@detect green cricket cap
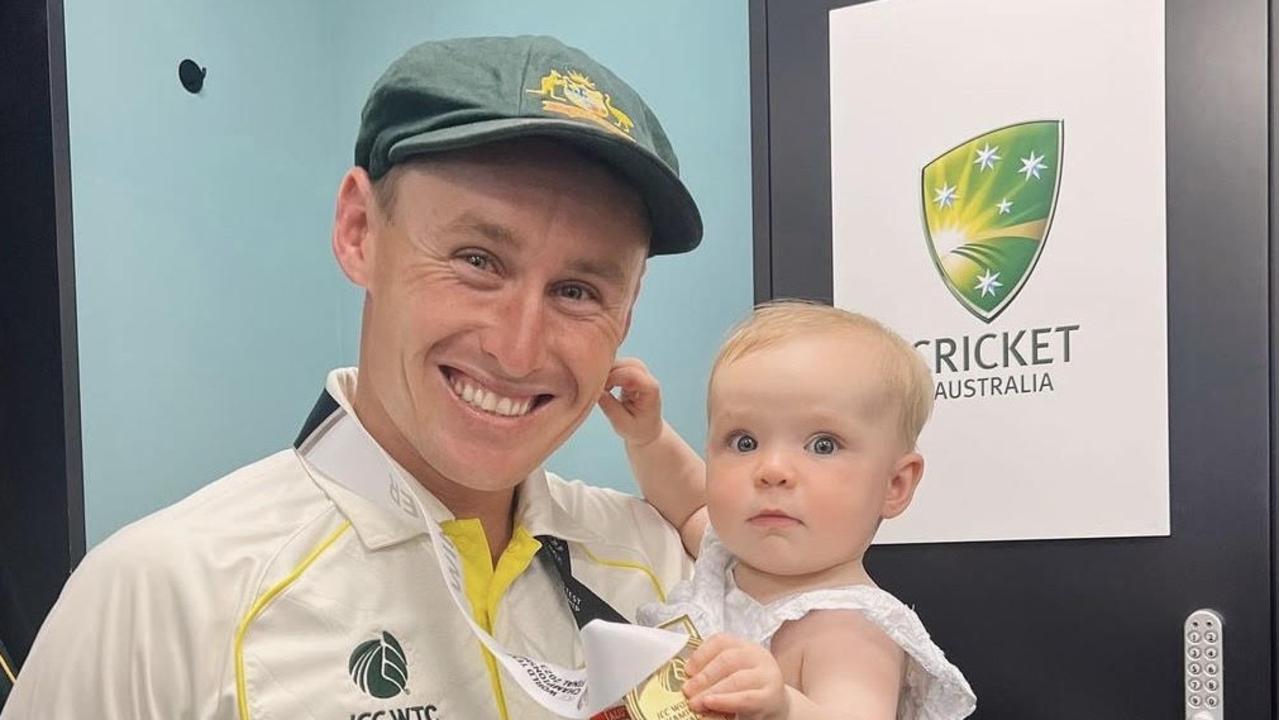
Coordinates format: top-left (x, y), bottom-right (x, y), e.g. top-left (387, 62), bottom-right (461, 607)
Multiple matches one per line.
top-left (355, 35), bottom-right (703, 256)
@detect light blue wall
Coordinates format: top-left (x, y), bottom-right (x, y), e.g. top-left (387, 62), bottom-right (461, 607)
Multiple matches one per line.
top-left (66, 0), bottom-right (359, 545)
top-left (67, 1), bottom-right (751, 545)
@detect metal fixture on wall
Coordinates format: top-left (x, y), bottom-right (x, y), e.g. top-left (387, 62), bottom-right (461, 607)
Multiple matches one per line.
top-left (178, 59), bottom-right (205, 94)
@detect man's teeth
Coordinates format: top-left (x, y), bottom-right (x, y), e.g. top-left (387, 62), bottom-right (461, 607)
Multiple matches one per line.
top-left (451, 376), bottom-right (535, 417)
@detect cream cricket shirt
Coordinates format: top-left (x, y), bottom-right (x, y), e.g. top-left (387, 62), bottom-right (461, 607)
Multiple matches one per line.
top-left (3, 369), bottom-right (691, 720)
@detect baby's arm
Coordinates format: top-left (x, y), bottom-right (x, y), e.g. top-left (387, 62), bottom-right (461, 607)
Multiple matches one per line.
top-left (682, 612), bottom-right (905, 720)
top-left (785, 610), bottom-right (906, 720)
top-left (598, 358), bottom-right (709, 556)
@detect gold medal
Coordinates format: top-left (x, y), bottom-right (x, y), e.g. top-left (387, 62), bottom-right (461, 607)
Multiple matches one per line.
top-left (623, 616), bottom-right (716, 720)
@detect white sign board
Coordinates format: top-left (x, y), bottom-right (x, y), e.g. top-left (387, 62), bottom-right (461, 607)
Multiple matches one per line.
top-left (830, 0), bottom-right (1169, 543)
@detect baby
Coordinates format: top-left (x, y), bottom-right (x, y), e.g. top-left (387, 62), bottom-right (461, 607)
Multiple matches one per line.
top-left (599, 301), bottom-right (975, 720)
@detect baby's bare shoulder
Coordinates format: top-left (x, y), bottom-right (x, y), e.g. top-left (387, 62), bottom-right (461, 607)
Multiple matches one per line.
top-left (781, 607), bottom-right (890, 640)
top-left (778, 608), bottom-right (905, 664)
top-left (777, 609), bottom-right (908, 717)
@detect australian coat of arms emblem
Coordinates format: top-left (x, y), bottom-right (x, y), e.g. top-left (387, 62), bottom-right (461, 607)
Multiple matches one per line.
top-left (526, 69), bottom-right (635, 139)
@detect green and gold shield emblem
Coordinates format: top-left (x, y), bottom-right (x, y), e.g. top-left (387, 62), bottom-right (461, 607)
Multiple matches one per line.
top-left (921, 121), bottom-right (1063, 323)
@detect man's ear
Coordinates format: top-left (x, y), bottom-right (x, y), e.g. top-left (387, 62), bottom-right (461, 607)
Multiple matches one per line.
top-left (332, 167), bottom-right (380, 288)
top-left (881, 452), bottom-right (925, 519)
top-left (620, 264), bottom-right (647, 340)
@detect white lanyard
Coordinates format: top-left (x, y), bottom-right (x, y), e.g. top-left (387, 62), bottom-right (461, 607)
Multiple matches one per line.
top-left (298, 407), bottom-right (685, 718)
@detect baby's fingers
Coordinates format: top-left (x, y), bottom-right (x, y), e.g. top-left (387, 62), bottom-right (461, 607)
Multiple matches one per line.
top-left (692, 686), bottom-right (775, 717)
top-left (688, 666), bottom-right (760, 702)
top-left (597, 388), bottom-right (630, 426)
top-left (611, 356), bottom-right (650, 372)
top-left (683, 641), bottom-right (754, 697)
top-left (682, 634), bottom-right (739, 682)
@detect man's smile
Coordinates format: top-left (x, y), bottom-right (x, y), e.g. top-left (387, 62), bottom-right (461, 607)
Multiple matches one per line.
top-left (441, 366), bottom-right (554, 419)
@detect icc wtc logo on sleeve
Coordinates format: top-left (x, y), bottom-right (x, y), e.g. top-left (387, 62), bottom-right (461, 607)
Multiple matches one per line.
top-left (921, 121), bottom-right (1063, 323)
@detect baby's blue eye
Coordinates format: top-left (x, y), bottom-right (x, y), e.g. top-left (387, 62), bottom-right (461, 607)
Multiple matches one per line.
top-left (731, 434), bottom-right (758, 452)
top-left (807, 436), bottom-right (839, 455)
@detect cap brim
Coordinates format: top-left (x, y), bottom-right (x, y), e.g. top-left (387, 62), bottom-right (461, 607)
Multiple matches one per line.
top-left (387, 118), bottom-right (703, 256)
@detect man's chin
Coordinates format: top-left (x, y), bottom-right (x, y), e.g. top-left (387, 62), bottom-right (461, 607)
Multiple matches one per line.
top-left (434, 452), bottom-right (547, 492)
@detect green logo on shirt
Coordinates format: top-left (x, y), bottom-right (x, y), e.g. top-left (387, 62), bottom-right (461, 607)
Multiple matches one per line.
top-left (349, 631), bottom-right (409, 699)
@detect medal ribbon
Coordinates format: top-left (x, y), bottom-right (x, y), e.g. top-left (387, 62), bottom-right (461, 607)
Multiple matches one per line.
top-left (294, 390), bottom-right (684, 717)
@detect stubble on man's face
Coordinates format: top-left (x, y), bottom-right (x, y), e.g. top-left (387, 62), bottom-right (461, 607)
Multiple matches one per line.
top-left (353, 140), bottom-right (651, 498)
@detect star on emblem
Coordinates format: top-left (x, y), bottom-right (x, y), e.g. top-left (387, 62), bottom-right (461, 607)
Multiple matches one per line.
top-left (974, 143), bottom-right (1001, 171)
top-left (933, 183), bottom-right (959, 209)
top-left (1019, 151), bottom-right (1048, 180)
top-left (974, 268), bottom-right (1003, 297)
top-left (997, 198), bottom-right (1013, 215)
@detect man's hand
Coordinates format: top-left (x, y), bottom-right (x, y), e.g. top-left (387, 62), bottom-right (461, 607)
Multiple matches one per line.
top-left (598, 357), bottom-right (664, 448)
top-left (682, 634), bottom-right (789, 720)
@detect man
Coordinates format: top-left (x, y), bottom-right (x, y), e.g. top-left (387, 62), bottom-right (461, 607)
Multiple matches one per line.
top-left (2, 35), bottom-right (702, 719)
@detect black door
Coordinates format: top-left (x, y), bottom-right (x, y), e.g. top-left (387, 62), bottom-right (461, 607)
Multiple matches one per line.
top-left (750, 0), bottom-right (1273, 716)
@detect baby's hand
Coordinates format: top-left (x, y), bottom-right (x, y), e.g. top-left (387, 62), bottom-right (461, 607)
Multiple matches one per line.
top-left (598, 358), bottom-right (664, 448)
top-left (682, 634), bottom-right (789, 720)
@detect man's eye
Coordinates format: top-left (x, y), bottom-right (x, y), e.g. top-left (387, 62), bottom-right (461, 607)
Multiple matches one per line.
top-left (463, 253), bottom-right (491, 270)
top-left (730, 434), bottom-right (758, 452)
top-left (806, 435), bottom-right (839, 455)
top-left (555, 284), bottom-right (597, 302)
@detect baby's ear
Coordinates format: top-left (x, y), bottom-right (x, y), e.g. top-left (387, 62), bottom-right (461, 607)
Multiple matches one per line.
top-left (881, 452), bottom-right (925, 519)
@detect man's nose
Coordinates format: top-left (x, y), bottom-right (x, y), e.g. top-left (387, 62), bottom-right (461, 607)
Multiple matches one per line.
top-left (479, 287), bottom-right (548, 378)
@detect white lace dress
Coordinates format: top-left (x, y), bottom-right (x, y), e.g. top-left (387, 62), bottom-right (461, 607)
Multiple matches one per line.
top-left (638, 529), bottom-right (976, 720)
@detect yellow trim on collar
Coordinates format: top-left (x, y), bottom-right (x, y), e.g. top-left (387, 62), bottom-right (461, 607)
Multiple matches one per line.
top-left (234, 521), bottom-right (351, 720)
top-left (441, 520), bottom-right (542, 720)
top-left (579, 546), bottom-right (667, 603)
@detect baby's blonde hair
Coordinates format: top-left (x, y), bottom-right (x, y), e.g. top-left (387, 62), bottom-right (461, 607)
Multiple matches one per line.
top-left (710, 300), bottom-right (935, 449)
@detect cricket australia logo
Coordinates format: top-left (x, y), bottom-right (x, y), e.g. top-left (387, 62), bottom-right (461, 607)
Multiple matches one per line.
top-left (349, 631), bottom-right (409, 699)
top-left (921, 121), bottom-right (1063, 323)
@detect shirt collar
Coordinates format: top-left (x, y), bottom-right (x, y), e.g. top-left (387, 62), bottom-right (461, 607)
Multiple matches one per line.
top-left (298, 368), bottom-right (600, 550)
top-left (512, 465), bottom-right (601, 545)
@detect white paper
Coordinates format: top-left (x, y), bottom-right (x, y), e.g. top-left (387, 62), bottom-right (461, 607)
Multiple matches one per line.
top-left (830, 0), bottom-right (1169, 543)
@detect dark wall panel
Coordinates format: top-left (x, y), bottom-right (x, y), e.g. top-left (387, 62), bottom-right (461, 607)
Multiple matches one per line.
top-left (0, 0), bottom-right (84, 669)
